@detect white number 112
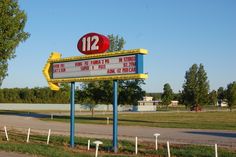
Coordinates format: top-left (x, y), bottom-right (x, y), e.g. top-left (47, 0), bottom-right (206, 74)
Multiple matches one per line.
top-left (82, 35), bottom-right (99, 51)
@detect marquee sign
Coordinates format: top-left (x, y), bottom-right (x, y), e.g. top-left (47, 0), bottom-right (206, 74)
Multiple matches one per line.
top-left (42, 33), bottom-right (148, 151)
top-left (43, 49), bottom-right (148, 90)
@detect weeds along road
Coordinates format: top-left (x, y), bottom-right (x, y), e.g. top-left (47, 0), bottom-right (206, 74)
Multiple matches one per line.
top-left (0, 114), bottom-right (235, 149)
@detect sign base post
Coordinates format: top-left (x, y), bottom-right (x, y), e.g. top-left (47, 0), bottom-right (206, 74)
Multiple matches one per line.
top-left (113, 80), bottom-right (118, 153)
top-left (70, 82), bottom-right (75, 148)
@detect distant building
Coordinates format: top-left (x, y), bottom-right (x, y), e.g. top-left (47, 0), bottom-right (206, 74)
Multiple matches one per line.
top-left (143, 96), bottom-right (154, 101)
top-left (217, 100), bottom-right (228, 107)
top-left (169, 101), bottom-right (179, 107)
top-left (133, 96), bottom-right (160, 111)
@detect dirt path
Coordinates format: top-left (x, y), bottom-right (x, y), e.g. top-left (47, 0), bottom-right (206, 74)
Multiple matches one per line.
top-left (0, 114), bottom-right (235, 148)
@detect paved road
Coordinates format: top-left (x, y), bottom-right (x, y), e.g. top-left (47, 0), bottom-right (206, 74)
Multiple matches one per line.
top-left (0, 114), bottom-right (236, 149)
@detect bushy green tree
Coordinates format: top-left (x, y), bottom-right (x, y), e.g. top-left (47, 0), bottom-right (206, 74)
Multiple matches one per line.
top-left (79, 82), bottom-right (103, 117)
top-left (226, 81), bottom-right (236, 111)
top-left (182, 64), bottom-right (198, 108)
top-left (0, 0), bottom-right (30, 86)
top-left (208, 90), bottom-right (217, 106)
top-left (119, 80), bottom-right (146, 106)
top-left (107, 34), bottom-right (125, 52)
top-left (217, 87), bottom-right (227, 106)
top-left (197, 64), bottom-right (209, 105)
top-left (182, 64), bottom-right (209, 109)
top-left (217, 87), bottom-right (225, 100)
top-left (161, 83), bottom-right (173, 109)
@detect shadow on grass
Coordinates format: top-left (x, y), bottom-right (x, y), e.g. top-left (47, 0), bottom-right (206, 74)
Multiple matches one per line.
top-left (0, 110), bottom-right (191, 126)
top-left (51, 115), bottom-right (155, 124)
top-left (50, 115), bottom-right (189, 126)
top-left (51, 115), bottom-right (107, 121)
top-left (185, 131), bottom-right (236, 138)
top-left (0, 110), bottom-right (49, 118)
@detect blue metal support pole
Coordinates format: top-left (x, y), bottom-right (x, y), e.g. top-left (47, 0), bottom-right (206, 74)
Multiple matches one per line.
top-left (70, 82), bottom-right (75, 148)
top-left (113, 80), bottom-right (118, 153)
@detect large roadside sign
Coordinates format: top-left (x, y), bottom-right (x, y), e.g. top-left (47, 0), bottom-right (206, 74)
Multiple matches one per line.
top-left (42, 32), bottom-right (148, 151)
top-left (43, 49), bottom-right (148, 90)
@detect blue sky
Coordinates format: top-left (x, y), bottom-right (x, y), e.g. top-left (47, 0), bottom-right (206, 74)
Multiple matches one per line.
top-left (2, 0), bottom-right (236, 93)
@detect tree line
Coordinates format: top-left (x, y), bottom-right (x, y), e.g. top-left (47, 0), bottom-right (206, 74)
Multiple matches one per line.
top-left (0, 80), bottom-right (145, 106)
top-left (0, 86), bottom-right (70, 104)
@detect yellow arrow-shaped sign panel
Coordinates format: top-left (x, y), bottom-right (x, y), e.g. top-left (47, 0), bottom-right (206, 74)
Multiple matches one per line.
top-left (43, 52), bottom-right (61, 90)
top-left (43, 49), bottom-right (148, 91)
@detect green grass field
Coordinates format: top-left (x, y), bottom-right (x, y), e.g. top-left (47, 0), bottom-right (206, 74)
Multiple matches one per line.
top-left (44, 111), bottom-right (236, 130)
top-left (0, 130), bottom-right (235, 157)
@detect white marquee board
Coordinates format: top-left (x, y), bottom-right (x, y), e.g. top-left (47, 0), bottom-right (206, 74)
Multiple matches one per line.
top-left (52, 55), bottom-right (136, 79)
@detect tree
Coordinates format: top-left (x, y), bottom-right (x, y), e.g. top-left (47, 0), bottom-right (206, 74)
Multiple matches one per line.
top-left (0, 0), bottom-right (30, 86)
top-left (197, 64), bottom-right (209, 105)
top-left (208, 90), bottom-right (217, 106)
top-left (182, 64), bottom-right (198, 108)
top-left (217, 87), bottom-right (226, 106)
top-left (226, 81), bottom-right (236, 111)
top-left (182, 64), bottom-right (209, 109)
top-left (107, 34), bottom-right (125, 52)
top-left (119, 80), bottom-right (146, 106)
top-left (161, 83), bottom-right (173, 109)
top-left (80, 82), bottom-right (103, 117)
top-left (217, 87), bottom-right (225, 99)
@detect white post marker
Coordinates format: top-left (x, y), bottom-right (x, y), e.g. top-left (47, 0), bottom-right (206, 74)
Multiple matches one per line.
top-left (167, 141), bottom-right (171, 157)
top-left (93, 141), bottom-right (103, 157)
top-left (4, 126), bottom-right (9, 141)
top-left (153, 133), bottom-right (160, 150)
top-left (88, 139), bottom-right (90, 150)
top-left (107, 117), bottom-right (109, 125)
top-left (215, 144), bottom-right (218, 157)
top-left (135, 136), bottom-right (138, 155)
top-left (51, 114), bottom-right (53, 120)
top-left (27, 128), bottom-right (31, 143)
top-left (47, 129), bottom-right (51, 145)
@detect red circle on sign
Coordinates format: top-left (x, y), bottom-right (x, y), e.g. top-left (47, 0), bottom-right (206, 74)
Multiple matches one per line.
top-left (77, 32), bottom-right (110, 55)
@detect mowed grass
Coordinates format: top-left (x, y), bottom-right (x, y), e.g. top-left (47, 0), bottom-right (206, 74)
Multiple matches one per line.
top-left (0, 130), bottom-right (235, 157)
top-left (44, 111), bottom-right (236, 130)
